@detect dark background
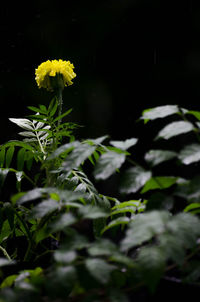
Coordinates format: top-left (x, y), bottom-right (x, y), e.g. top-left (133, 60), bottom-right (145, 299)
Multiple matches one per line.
top-left (0, 0), bottom-right (200, 143)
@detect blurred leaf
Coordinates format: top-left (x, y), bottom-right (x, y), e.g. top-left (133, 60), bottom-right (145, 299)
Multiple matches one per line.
top-left (156, 121), bottom-right (194, 140)
top-left (145, 149), bottom-right (177, 166)
top-left (84, 135), bottom-right (108, 145)
top-left (178, 144), bottom-right (200, 165)
top-left (78, 205), bottom-right (109, 219)
top-left (110, 138), bottom-right (138, 150)
top-left (184, 203), bottom-right (200, 213)
top-left (141, 105), bottom-right (179, 122)
top-left (137, 246), bottom-right (165, 292)
top-left (0, 258), bottom-right (15, 267)
top-left (85, 258), bottom-right (116, 284)
top-left (88, 239), bottom-right (117, 256)
top-left (94, 151), bottom-right (126, 180)
top-left (121, 211), bottom-right (169, 251)
top-left (120, 166), bottom-right (151, 194)
top-left (54, 250), bottom-right (77, 264)
top-left (31, 199), bottom-right (59, 219)
top-left (141, 176), bottom-right (178, 193)
top-left (48, 213), bottom-right (76, 233)
top-left (0, 168), bottom-right (9, 189)
top-left (0, 274), bottom-right (18, 289)
top-left (17, 188), bottom-right (44, 204)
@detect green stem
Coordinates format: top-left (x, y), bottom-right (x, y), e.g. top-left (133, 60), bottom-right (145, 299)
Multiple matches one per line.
top-left (0, 245), bottom-right (11, 261)
top-left (57, 88), bottom-right (63, 126)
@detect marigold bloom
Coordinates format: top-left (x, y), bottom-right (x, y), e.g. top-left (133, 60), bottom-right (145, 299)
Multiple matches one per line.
top-left (35, 59), bottom-right (76, 91)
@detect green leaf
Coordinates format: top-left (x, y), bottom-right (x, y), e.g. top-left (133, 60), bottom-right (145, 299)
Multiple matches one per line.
top-left (94, 151), bottom-right (126, 180)
top-left (111, 200), bottom-right (146, 214)
top-left (141, 176), bottom-right (178, 193)
top-left (85, 258), bottom-right (116, 284)
top-left (120, 166), bottom-right (151, 194)
top-left (31, 199), bottom-right (59, 218)
top-left (178, 144), bottom-right (200, 165)
top-left (17, 148), bottom-right (26, 171)
top-left (28, 106), bottom-right (46, 114)
top-left (0, 220), bottom-right (12, 244)
top-left (186, 110), bottom-right (200, 121)
top-left (121, 211), bottom-right (169, 251)
top-left (145, 149), bottom-right (177, 166)
top-left (78, 205), bottom-right (109, 219)
top-left (62, 143), bottom-right (96, 171)
top-left (5, 146), bottom-right (14, 168)
top-left (101, 217), bottom-right (130, 234)
top-left (184, 203), bottom-right (200, 213)
top-left (2, 140), bottom-right (34, 152)
top-left (156, 121), bottom-right (194, 140)
top-left (0, 148), bottom-right (5, 168)
top-left (0, 274), bottom-right (18, 289)
top-left (141, 105), bottom-right (179, 122)
top-left (110, 138), bottom-right (138, 150)
top-left (84, 135), bottom-right (108, 145)
top-left (137, 246), bottom-right (165, 292)
top-left (53, 108), bottom-right (72, 122)
top-left (17, 188), bottom-right (44, 204)
top-left (48, 213), bottom-right (76, 233)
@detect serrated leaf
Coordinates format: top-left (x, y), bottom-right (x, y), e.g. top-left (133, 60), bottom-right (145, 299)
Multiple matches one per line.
top-left (141, 177), bottom-right (178, 193)
top-left (47, 141), bottom-right (79, 160)
top-left (9, 118), bottom-right (33, 130)
top-left (145, 149), bottom-right (177, 166)
top-left (84, 135), bottom-right (108, 145)
top-left (110, 138), bottom-right (138, 150)
top-left (94, 151), bottom-right (126, 180)
top-left (141, 105), bottom-right (179, 122)
top-left (178, 144), bottom-right (200, 165)
top-left (62, 143), bottom-right (96, 171)
top-left (121, 211), bottom-right (169, 251)
top-left (156, 121), bottom-right (194, 140)
top-left (101, 217), bottom-right (130, 234)
top-left (120, 166), bottom-right (151, 194)
top-left (18, 131), bottom-right (36, 138)
top-left (85, 258), bottom-right (116, 284)
top-left (53, 108), bottom-right (72, 122)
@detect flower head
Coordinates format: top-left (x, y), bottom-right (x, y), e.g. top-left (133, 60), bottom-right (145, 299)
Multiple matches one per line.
top-left (35, 59), bottom-right (76, 91)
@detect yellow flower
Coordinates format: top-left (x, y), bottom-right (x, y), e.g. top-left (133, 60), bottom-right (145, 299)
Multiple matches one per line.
top-left (35, 59), bottom-right (76, 91)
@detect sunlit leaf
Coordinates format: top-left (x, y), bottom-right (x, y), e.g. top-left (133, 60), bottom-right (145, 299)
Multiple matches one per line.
top-left (94, 151), bottom-right (126, 180)
top-left (141, 105), bottom-right (179, 122)
top-left (156, 121), bottom-right (194, 140)
top-left (110, 138), bottom-right (138, 150)
top-left (179, 144), bottom-right (200, 165)
top-left (120, 166), bottom-right (151, 194)
top-left (145, 149), bottom-right (177, 166)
